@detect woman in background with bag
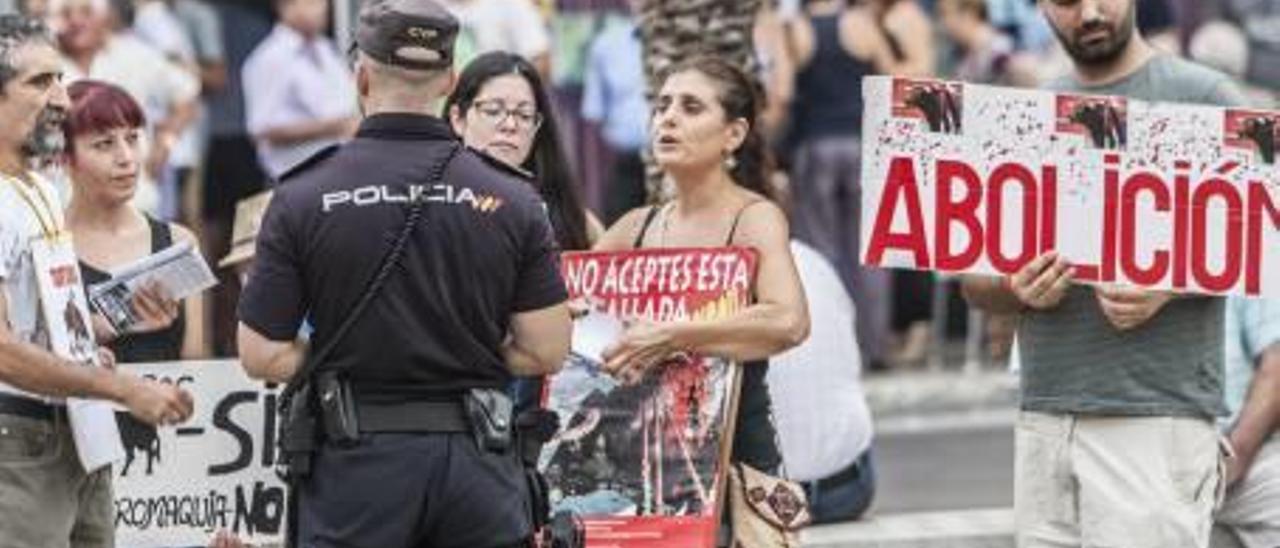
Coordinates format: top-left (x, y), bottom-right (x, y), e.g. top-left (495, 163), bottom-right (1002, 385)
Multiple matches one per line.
top-left (594, 56), bottom-right (812, 547)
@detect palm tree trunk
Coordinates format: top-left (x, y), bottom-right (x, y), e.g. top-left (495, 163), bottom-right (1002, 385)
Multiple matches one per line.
top-left (636, 0), bottom-right (764, 201)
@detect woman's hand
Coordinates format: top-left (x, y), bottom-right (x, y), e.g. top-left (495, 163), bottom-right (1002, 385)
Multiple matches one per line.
top-left (128, 279), bottom-right (181, 334)
top-left (602, 322), bottom-right (681, 384)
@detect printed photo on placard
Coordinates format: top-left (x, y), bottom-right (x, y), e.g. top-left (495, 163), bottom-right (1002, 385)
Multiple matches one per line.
top-left (1224, 109), bottom-right (1279, 165)
top-left (1055, 94), bottom-right (1128, 150)
top-left (541, 248), bottom-right (756, 548)
top-left (31, 238), bottom-right (97, 363)
top-left (891, 78), bottom-right (964, 135)
top-left (542, 339), bottom-right (732, 519)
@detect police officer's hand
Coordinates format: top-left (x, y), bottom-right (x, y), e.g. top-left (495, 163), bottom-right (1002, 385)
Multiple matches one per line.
top-left (602, 321), bottom-right (680, 385)
top-left (128, 280), bottom-right (181, 334)
top-left (120, 374), bottom-right (194, 427)
top-left (1007, 251), bottom-right (1072, 310)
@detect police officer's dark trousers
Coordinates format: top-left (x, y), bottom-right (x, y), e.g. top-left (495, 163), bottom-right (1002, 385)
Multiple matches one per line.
top-left (297, 432), bottom-right (532, 548)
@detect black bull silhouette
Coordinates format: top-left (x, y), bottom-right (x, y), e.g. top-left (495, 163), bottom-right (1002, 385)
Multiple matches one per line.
top-left (116, 412), bottom-right (160, 476)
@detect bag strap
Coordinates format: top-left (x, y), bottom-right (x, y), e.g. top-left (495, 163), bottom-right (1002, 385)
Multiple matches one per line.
top-left (280, 143), bottom-right (462, 404)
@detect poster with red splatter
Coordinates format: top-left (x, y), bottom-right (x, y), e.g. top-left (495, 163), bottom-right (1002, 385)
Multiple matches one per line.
top-left (863, 76), bottom-right (1280, 298)
top-left (540, 248), bottom-right (757, 548)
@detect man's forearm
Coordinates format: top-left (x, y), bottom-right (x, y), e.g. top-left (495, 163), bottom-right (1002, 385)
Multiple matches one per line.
top-left (502, 340), bottom-right (565, 377)
top-left (960, 275), bottom-right (1025, 314)
top-left (1230, 346), bottom-right (1280, 460)
top-left (246, 342), bottom-right (304, 384)
top-left (0, 338), bottom-right (127, 402)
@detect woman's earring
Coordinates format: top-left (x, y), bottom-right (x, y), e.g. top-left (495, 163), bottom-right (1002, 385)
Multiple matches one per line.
top-left (723, 152), bottom-right (738, 171)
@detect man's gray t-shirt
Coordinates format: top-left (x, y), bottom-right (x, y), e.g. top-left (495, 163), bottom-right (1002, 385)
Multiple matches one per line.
top-left (1023, 55), bottom-right (1250, 420)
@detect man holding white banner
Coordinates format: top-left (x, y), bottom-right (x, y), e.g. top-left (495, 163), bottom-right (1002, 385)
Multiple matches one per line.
top-left (0, 14), bottom-right (194, 548)
top-left (960, 0), bottom-right (1250, 547)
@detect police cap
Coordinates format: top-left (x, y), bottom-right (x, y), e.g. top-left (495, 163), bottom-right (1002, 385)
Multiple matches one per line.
top-left (355, 0), bottom-right (459, 71)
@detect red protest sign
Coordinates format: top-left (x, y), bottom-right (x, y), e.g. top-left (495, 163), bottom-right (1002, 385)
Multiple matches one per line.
top-left (541, 248), bottom-right (757, 548)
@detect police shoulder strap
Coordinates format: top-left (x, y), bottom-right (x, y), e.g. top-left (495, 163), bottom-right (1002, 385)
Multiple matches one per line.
top-left (280, 143), bottom-right (462, 403)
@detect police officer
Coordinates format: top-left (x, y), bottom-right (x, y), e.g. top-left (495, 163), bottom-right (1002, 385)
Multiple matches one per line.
top-left (235, 0), bottom-right (572, 546)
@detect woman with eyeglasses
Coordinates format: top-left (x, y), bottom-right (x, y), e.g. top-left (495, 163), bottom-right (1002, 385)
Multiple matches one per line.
top-left (445, 51), bottom-right (603, 252)
top-left (445, 52), bottom-right (602, 411)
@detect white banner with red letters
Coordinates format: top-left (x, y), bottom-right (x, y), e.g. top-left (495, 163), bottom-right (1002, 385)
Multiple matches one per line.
top-left (860, 76), bottom-right (1280, 298)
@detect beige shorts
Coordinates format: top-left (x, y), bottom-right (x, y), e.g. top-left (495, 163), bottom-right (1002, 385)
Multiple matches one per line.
top-left (1015, 411), bottom-right (1225, 548)
top-left (0, 411), bottom-right (114, 548)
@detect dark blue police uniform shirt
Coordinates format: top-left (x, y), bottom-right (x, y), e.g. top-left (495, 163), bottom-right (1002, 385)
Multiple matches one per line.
top-left (238, 113), bottom-right (568, 401)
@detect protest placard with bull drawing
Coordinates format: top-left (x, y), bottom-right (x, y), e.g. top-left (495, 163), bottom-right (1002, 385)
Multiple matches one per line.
top-left (113, 360), bottom-right (285, 547)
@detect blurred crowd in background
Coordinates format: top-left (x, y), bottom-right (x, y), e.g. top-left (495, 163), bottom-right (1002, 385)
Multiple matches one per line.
top-left (1, 0), bottom-right (1274, 371)
top-left (0, 0), bottom-right (1277, 536)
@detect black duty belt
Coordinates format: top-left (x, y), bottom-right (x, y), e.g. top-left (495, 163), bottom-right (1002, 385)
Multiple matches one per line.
top-left (356, 400), bottom-right (470, 433)
top-left (0, 394), bottom-right (61, 422)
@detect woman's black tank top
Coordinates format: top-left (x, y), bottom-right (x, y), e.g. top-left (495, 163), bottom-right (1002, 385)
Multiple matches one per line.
top-left (81, 217), bottom-right (186, 363)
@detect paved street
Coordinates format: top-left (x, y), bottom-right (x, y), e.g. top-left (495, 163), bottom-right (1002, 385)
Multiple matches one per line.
top-left (797, 370), bottom-right (1021, 547)
top-left (872, 420), bottom-right (1014, 514)
top-left (859, 369), bottom-right (1018, 514)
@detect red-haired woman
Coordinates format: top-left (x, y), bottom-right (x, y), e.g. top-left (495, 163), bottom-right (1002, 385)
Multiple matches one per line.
top-left (63, 80), bottom-right (206, 361)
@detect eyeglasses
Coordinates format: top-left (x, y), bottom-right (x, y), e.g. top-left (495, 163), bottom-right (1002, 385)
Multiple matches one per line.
top-left (470, 100), bottom-right (543, 132)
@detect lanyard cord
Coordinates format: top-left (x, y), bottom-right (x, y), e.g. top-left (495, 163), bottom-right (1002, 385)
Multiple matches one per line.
top-left (3, 174), bottom-right (59, 238)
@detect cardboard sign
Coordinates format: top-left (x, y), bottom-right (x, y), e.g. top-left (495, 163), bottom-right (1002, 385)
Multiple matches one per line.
top-left (860, 76), bottom-right (1280, 298)
top-left (30, 235), bottom-right (97, 364)
top-left (113, 361), bottom-right (285, 547)
top-left (30, 234), bottom-right (128, 472)
top-left (541, 248), bottom-right (757, 548)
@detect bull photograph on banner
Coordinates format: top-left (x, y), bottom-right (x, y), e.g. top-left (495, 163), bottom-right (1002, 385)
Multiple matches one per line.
top-left (539, 248), bottom-right (756, 547)
top-left (860, 76), bottom-right (1280, 298)
top-left (112, 361), bottom-right (285, 547)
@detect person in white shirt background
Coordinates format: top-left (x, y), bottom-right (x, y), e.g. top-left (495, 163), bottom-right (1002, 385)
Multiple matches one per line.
top-left (48, 0), bottom-right (199, 215)
top-left (768, 181), bottom-right (876, 523)
top-left (131, 0), bottom-right (205, 222)
top-left (241, 0), bottom-right (357, 181)
top-left (439, 0), bottom-right (552, 77)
